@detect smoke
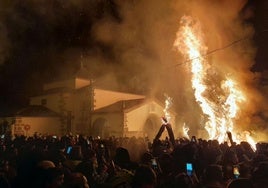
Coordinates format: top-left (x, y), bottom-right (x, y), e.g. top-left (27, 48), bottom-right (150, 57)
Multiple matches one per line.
top-left (0, 0), bottom-right (108, 109)
top-left (91, 0), bottom-right (181, 93)
top-left (0, 0), bottom-right (266, 139)
top-left (91, 0), bottom-right (265, 138)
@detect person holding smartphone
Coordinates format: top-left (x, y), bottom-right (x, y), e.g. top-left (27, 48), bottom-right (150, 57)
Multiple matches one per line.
top-left (233, 166), bottom-right (240, 179)
top-left (151, 157), bottom-right (162, 175)
top-left (186, 163), bottom-right (193, 176)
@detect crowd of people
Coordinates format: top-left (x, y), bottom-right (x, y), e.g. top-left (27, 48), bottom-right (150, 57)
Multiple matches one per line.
top-left (0, 122), bottom-right (268, 188)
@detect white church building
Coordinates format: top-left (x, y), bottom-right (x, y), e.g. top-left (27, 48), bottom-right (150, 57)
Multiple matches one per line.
top-left (9, 67), bottom-right (176, 140)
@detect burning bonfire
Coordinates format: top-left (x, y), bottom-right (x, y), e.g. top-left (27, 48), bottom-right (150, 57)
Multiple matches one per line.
top-left (173, 16), bottom-right (256, 150)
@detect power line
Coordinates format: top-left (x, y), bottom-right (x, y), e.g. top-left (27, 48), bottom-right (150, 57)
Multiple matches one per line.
top-left (173, 35), bottom-right (251, 68)
top-left (172, 29), bottom-right (268, 68)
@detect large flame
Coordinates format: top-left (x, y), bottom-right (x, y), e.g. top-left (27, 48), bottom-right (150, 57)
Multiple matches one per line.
top-left (173, 16), bottom-right (256, 150)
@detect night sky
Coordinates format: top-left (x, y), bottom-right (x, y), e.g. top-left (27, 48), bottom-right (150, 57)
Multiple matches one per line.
top-left (0, 0), bottom-right (267, 114)
top-left (0, 0), bottom-right (121, 113)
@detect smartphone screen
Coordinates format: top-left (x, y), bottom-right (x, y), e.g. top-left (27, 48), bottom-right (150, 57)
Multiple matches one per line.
top-left (186, 163), bottom-right (193, 176)
top-left (151, 158), bottom-right (158, 170)
top-left (152, 158), bottom-right (157, 166)
top-left (233, 166), bottom-right (240, 179)
top-left (67, 146), bottom-right (72, 154)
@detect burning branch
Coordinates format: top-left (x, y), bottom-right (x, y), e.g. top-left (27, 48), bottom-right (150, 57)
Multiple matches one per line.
top-left (163, 94), bottom-right (172, 124)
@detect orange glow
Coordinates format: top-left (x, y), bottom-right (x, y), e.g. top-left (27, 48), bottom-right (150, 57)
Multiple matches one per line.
top-left (173, 16), bottom-right (256, 150)
top-left (163, 94), bottom-right (172, 123)
top-left (182, 123), bottom-right (190, 139)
